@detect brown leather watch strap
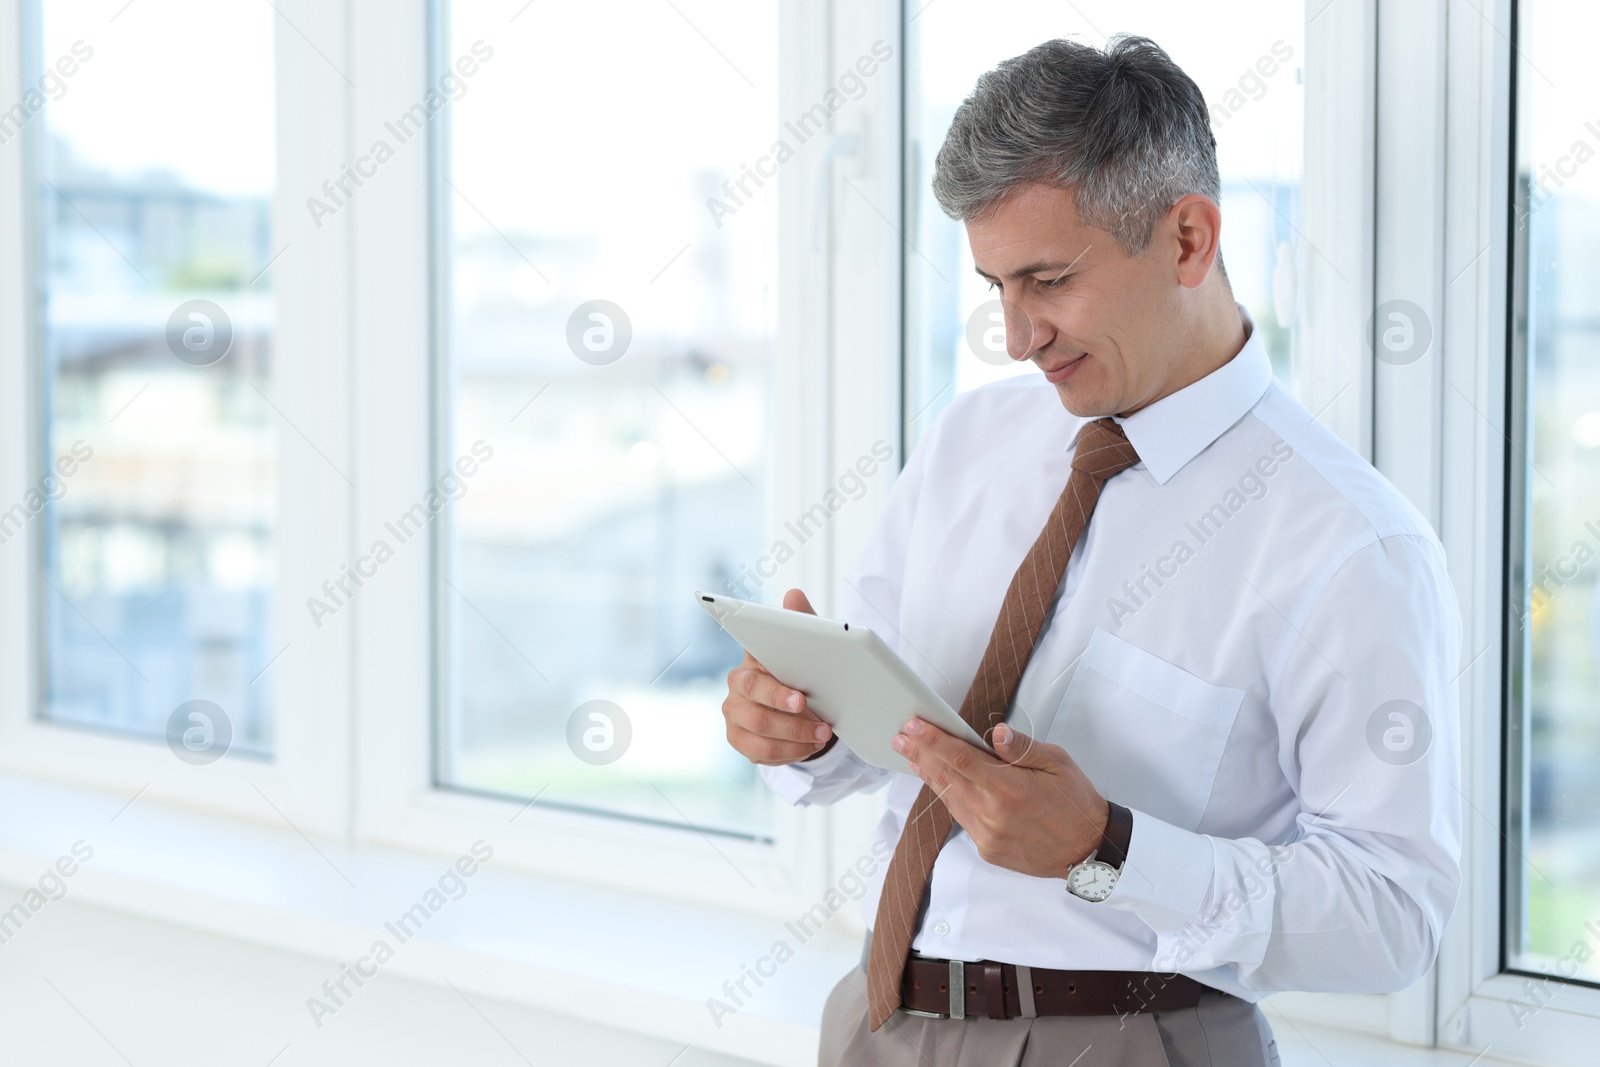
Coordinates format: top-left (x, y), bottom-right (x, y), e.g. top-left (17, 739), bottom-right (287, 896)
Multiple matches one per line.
top-left (1098, 800), bottom-right (1133, 870)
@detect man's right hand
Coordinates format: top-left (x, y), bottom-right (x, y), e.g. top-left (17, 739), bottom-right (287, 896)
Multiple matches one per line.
top-left (721, 588), bottom-right (836, 766)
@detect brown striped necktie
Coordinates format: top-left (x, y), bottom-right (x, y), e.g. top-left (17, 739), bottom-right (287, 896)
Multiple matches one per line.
top-left (864, 416), bottom-right (1142, 1031)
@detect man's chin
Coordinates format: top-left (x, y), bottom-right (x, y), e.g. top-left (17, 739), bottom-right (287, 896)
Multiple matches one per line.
top-left (1051, 382), bottom-right (1112, 418)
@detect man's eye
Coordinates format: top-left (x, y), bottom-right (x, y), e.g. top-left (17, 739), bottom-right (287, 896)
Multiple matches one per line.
top-left (985, 280), bottom-right (1000, 292)
top-left (1040, 274), bottom-right (1069, 290)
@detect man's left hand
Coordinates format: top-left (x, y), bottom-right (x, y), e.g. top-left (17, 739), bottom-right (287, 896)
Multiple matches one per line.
top-left (891, 718), bottom-right (1109, 882)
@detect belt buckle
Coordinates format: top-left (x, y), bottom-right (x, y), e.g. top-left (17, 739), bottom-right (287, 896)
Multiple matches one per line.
top-left (901, 956), bottom-right (965, 1020)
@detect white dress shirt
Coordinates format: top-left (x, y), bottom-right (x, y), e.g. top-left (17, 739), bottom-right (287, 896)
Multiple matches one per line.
top-left (761, 310), bottom-right (1463, 999)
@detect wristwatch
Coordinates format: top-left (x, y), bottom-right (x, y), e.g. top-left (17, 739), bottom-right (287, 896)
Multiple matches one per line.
top-left (1064, 800), bottom-right (1133, 902)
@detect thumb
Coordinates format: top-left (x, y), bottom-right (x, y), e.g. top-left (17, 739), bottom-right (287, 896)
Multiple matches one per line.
top-left (783, 587), bottom-right (817, 615)
top-left (991, 722), bottom-right (1056, 770)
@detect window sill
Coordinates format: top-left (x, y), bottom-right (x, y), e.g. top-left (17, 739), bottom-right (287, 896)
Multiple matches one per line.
top-left (0, 771), bottom-right (1523, 1067)
top-left (1268, 1012), bottom-right (1511, 1065)
top-left (0, 772), bottom-right (854, 1067)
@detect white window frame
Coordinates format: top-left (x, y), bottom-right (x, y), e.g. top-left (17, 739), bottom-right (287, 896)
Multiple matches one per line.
top-left (1433, 0), bottom-right (1600, 1062)
top-left (0, 0), bottom-right (354, 840)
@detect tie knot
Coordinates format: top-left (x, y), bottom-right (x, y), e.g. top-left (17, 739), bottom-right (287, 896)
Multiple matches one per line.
top-left (1071, 417), bottom-right (1140, 478)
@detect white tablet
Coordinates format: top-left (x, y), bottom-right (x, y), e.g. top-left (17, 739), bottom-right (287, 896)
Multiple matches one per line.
top-left (696, 591), bottom-right (992, 774)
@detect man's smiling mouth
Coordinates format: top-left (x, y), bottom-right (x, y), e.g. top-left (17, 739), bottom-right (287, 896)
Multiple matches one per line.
top-left (1040, 351), bottom-right (1089, 382)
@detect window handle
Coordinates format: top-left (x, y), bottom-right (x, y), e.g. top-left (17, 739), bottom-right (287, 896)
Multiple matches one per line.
top-left (811, 128), bottom-right (863, 252)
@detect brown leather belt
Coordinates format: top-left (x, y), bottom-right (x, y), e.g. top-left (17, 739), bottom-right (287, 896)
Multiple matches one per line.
top-left (900, 952), bottom-right (1218, 1020)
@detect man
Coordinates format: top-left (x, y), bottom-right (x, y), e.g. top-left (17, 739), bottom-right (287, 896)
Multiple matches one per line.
top-left (721, 35), bottom-right (1461, 1067)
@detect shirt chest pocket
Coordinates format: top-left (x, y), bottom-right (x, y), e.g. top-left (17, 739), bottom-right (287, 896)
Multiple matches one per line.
top-left (1044, 628), bottom-right (1244, 832)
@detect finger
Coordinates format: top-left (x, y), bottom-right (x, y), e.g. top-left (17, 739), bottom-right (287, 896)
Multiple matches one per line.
top-left (905, 756), bottom-right (982, 829)
top-left (736, 665), bottom-right (809, 715)
top-left (783, 587), bottom-right (817, 615)
top-left (991, 722), bottom-right (1057, 769)
top-left (894, 717), bottom-right (1002, 785)
top-left (727, 723), bottom-right (829, 766)
top-left (728, 698), bottom-right (832, 745)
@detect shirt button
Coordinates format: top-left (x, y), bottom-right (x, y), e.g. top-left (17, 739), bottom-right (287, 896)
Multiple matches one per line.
top-left (932, 920), bottom-right (950, 936)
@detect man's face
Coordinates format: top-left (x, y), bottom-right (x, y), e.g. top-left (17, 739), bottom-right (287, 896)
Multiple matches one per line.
top-left (966, 182), bottom-right (1180, 418)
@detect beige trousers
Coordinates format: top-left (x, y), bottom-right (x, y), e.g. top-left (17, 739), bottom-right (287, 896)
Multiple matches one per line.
top-left (818, 965), bottom-right (1280, 1067)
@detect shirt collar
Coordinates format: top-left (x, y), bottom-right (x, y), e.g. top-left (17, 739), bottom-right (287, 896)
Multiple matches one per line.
top-left (1063, 304), bottom-right (1273, 486)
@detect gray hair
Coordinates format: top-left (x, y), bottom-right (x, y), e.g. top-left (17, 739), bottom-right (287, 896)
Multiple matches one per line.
top-left (932, 35), bottom-right (1221, 255)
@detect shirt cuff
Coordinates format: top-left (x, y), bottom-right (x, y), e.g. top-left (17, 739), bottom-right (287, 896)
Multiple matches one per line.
top-left (1101, 808), bottom-right (1215, 935)
top-left (757, 738), bottom-right (856, 806)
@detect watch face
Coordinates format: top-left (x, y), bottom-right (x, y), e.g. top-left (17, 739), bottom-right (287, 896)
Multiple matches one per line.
top-left (1068, 861), bottom-right (1119, 902)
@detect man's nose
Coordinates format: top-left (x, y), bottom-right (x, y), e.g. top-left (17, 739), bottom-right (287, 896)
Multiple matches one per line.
top-left (1005, 300), bottom-right (1051, 361)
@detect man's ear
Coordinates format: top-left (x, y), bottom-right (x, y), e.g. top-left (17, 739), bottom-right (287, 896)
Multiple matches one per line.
top-left (1169, 194), bottom-right (1222, 290)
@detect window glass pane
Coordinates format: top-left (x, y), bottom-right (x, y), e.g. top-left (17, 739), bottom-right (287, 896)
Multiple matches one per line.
top-left (29, 0), bottom-right (278, 757)
top-left (1506, 0), bottom-right (1600, 982)
top-left (905, 2), bottom-right (1306, 449)
top-left (438, 0), bottom-right (776, 837)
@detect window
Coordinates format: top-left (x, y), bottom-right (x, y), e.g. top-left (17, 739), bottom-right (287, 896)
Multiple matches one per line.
top-left (903, 0), bottom-right (1307, 450)
top-left (24, 0), bottom-right (278, 758)
top-left (25, 7), bottom-right (1600, 1042)
top-left (435, 0), bottom-right (778, 836)
top-left (1505, 0), bottom-right (1600, 984)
